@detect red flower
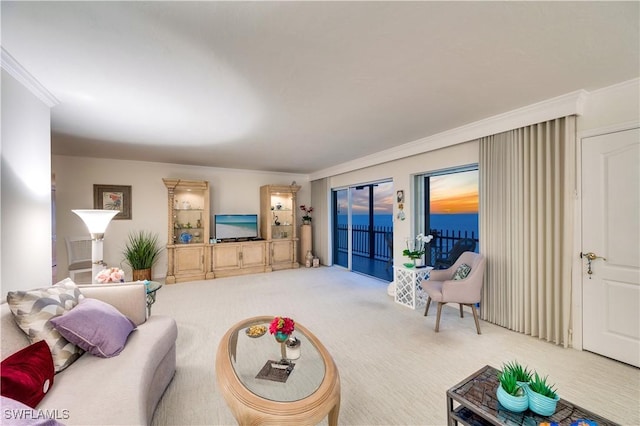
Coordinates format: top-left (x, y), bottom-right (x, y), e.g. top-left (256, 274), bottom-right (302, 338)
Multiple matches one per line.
top-left (269, 316), bottom-right (295, 335)
top-left (299, 205), bottom-right (313, 214)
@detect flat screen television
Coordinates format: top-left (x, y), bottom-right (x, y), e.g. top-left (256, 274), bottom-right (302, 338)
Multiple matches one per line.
top-left (215, 214), bottom-right (259, 240)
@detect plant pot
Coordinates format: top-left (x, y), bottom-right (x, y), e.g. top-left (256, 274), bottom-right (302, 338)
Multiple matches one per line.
top-left (526, 386), bottom-right (559, 416)
top-left (132, 268), bottom-right (151, 281)
top-left (496, 384), bottom-right (528, 413)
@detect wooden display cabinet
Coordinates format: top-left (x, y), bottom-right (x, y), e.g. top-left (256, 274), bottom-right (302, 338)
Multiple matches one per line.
top-left (260, 184), bottom-right (301, 270)
top-left (163, 178), bottom-right (213, 283)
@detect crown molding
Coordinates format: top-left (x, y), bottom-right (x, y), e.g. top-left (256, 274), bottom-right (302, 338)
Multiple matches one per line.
top-left (310, 89), bottom-right (589, 181)
top-left (1, 47), bottom-right (59, 107)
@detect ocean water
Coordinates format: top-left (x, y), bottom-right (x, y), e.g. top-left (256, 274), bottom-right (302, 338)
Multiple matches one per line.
top-left (342, 213), bottom-right (479, 236)
top-left (215, 215), bottom-right (258, 239)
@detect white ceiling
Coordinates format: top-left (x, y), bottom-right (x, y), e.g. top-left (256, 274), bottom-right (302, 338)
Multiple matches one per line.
top-left (2, 1), bottom-right (638, 174)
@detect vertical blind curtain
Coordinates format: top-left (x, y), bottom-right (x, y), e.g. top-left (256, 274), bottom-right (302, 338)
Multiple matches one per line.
top-left (479, 116), bottom-right (575, 347)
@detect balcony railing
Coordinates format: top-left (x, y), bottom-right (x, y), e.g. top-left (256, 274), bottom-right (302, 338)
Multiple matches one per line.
top-left (427, 229), bottom-right (478, 268)
top-left (335, 225), bottom-right (478, 266)
top-left (336, 224), bottom-right (393, 260)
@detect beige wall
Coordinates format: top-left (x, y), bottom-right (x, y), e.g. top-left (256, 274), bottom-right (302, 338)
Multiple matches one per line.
top-left (53, 156), bottom-right (310, 281)
top-left (1, 70), bottom-right (53, 293)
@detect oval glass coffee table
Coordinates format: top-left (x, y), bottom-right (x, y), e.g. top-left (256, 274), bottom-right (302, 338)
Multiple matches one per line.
top-left (216, 316), bottom-right (340, 425)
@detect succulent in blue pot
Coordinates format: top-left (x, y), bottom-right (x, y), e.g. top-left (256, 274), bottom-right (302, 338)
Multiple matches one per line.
top-left (496, 368), bottom-right (528, 413)
top-left (526, 372), bottom-right (559, 416)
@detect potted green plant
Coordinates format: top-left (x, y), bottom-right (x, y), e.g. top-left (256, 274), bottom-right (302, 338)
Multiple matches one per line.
top-left (496, 366), bottom-right (529, 413)
top-left (526, 372), bottom-right (559, 416)
top-left (502, 360), bottom-right (532, 385)
top-left (402, 233), bottom-right (433, 267)
top-left (122, 231), bottom-right (163, 281)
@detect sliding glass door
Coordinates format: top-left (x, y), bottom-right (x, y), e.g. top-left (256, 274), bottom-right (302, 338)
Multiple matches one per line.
top-left (332, 181), bottom-right (393, 281)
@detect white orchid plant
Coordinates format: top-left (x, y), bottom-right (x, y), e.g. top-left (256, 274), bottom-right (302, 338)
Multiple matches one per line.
top-left (403, 233), bottom-right (434, 260)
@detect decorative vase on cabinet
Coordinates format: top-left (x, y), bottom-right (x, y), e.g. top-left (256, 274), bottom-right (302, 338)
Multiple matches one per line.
top-left (163, 178), bottom-right (213, 284)
top-left (260, 184), bottom-right (301, 270)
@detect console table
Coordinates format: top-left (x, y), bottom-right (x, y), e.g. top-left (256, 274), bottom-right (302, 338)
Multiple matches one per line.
top-left (394, 265), bottom-right (433, 309)
top-left (447, 365), bottom-right (620, 426)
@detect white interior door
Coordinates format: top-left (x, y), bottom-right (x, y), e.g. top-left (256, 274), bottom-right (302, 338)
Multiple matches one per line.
top-left (582, 127), bottom-right (640, 367)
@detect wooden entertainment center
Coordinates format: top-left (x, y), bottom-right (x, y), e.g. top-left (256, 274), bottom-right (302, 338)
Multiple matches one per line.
top-left (163, 179), bottom-right (302, 283)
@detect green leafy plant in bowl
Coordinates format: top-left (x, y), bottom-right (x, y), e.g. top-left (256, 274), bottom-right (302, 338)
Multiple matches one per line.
top-left (528, 372), bottom-right (558, 399)
top-left (496, 368), bottom-right (528, 412)
top-left (526, 371), bottom-right (559, 416)
top-left (498, 370), bottom-right (524, 397)
top-left (502, 360), bottom-right (532, 384)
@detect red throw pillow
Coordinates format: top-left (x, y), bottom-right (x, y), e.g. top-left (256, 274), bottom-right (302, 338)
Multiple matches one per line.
top-left (1, 340), bottom-right (54, 408)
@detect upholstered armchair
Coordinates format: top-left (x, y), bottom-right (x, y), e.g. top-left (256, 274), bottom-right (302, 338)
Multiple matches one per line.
top-left (423, 251), bottom-right (486, 334)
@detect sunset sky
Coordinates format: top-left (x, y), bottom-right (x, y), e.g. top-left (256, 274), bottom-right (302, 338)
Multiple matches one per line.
top-left (430, 170), bottom-right (478, 214)
top-left (337, 170), bottom-right (478, 215)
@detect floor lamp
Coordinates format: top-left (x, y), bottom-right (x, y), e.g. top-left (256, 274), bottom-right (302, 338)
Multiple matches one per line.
top-left (72, 209), bottom-right (119, 283)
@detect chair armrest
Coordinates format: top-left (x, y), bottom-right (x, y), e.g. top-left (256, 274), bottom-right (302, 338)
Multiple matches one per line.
top-left (78, 282), bottom-right (147, 326)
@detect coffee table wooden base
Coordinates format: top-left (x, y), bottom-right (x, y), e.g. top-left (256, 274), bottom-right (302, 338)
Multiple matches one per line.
top-left (216, 316), bottom-right (341, 425)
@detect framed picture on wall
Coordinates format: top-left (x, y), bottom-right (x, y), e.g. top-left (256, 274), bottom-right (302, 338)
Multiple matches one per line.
top-left (93, 184), bottom-right (132, 220)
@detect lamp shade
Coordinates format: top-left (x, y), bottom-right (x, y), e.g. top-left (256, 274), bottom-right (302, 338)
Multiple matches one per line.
top-left (72, 209), bottom-right (119, 234)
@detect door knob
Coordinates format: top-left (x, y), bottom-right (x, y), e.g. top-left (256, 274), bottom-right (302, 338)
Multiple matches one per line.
top-left (581, 252), bottom-right (605, 261)
top-left (580, 252), bottom-right (606, 277)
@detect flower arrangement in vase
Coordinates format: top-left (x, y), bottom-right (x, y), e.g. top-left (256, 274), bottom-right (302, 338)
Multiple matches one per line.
top-left (95, 267), bottom-right (125, 283)
top-left (402, 233), bottom-right (433, 266)
top-left (299, 205), bottom-right (313, 225)
top-left (270, 316), bottom-right (296, 363)
top-left (269, 316), bottom-right (295, 342)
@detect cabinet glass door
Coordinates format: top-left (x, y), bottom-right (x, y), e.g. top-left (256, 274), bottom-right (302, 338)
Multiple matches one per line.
top-left (270, 193), bottom-right (293, 239)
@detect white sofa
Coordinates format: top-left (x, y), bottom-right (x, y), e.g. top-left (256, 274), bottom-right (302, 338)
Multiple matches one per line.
top-left (1, 282), bottom-right (178, 425)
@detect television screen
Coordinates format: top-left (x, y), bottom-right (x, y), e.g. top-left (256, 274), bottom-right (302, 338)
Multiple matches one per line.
top-left (215, 214), bottom-right (258, 240)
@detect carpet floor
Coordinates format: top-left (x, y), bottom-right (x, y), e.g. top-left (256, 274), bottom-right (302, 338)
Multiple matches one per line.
top-left (150, 267), bottom-right (639, 425)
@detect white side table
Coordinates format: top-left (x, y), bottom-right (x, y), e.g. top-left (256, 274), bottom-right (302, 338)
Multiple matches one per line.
top-left (394, 265), bottom-right (433, 309)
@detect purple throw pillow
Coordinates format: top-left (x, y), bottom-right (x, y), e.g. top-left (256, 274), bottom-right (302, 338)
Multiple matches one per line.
top-left (49, 298), bottom-right (136, 358)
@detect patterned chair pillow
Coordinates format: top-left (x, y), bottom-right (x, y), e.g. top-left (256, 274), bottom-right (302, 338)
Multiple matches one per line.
top-left (453, 263), bottom-right (472, 280)
top-left (6, 278), bottom-right (85, 373)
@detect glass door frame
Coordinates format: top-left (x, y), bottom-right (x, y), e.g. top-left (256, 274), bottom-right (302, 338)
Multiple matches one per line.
top-left (331, 179), bottom-right (393, 280)
top-left (331, 188), bottom-right (352, 270)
